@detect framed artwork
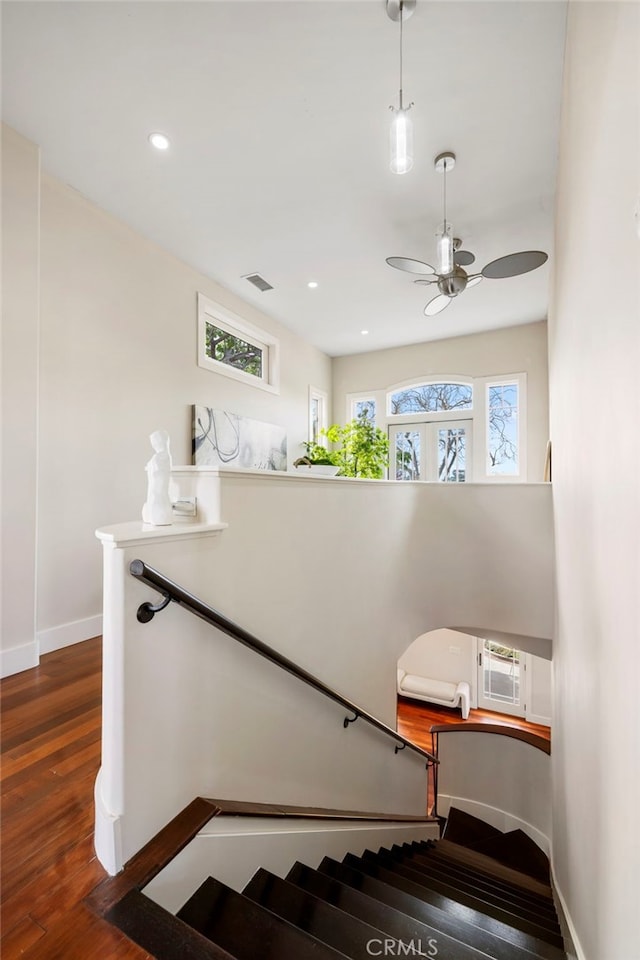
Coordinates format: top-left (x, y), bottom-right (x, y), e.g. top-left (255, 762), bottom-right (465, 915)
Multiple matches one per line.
top-left (192, 405), bottom-right (287, 471)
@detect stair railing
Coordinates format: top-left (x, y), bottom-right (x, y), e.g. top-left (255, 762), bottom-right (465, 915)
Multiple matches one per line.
top-left (130, 559), bottom-right (437, 767)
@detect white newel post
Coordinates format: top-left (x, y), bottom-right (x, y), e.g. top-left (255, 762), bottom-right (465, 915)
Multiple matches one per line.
top-left (94, 466), bottom-right (226, 874)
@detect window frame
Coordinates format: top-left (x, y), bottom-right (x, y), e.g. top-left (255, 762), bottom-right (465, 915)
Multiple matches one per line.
top-left (308, 385), bottom-right (329, 446)
top-left (386, 377), bottom-right (474, 422)
top-left (197, 293), bottom-right (280, 394)
top-left (480, 373), bottom-right (527, 482)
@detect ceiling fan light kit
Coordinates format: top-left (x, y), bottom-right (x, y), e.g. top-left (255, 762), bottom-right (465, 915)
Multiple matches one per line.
top-left (386, 150), bottom-right (549, 317)
top-left (387, 0), bottom-right (415, 175)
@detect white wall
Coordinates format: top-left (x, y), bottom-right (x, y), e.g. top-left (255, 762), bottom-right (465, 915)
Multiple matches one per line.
top-left (332, 321), bottom-right (549, 480)
top-left (1, 127), bottom-right (40, 675)
top-left (95, 470), bottom-right (554, 870)
top-left (399, 629), bottom-right (552, 722)
top-left (549, 4), bottom-right (640, 959)
top-left (0, 124), bottom-right (331, 673)
top-left (399, 629), bottom-right (477, 697)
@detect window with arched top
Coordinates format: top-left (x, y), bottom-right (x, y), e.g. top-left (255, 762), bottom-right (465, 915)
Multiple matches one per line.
top-left (388, 381), bottom-right (473, 416)
top-left (346, 372), bottom-right (526, 482)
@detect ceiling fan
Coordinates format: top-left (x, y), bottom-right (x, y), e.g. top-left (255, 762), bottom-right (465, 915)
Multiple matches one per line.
top-left (386, 152), bottom-right (548, 316)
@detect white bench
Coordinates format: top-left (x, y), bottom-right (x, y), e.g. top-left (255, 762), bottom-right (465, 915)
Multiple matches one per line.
top-left (397, 668), bottom-right (471, 720)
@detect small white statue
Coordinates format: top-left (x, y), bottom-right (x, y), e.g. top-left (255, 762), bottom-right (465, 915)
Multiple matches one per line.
top-left (142, 429), bottom-right (173, 526)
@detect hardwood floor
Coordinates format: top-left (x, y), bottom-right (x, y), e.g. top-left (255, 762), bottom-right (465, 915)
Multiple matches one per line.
top-left (0, 639), bottom-right (550, 958)
top-left (0, 638), bottom-right (151, 959)
top-left (397, 695), bottom-right (551, 757)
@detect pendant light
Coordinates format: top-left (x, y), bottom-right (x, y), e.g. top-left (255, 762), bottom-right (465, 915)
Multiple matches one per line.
top-left (387, 0), bottom-right (415, 175)
top-left (435, 151), bottom-right (455, 274)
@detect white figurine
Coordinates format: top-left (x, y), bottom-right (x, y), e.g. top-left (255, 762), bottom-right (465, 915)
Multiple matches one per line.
top-left (142, 429), bottom-right (173, 526)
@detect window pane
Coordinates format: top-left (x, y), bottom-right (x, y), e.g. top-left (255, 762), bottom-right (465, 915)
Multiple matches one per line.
top-left (395, 431), bottom-right (421, 480)
top-left (310, 398), bottom-right (320, 443)
top-left (438, 427), bottom-right (466, 482)
top-left (206, 322), bottom-right (263, 378)
top-left (390, 383), bottom-right (472, 415)
top-left (488, 383), bottom-right (519, 475)
top-left (483, 640), bottom-right (520, 704)
top-left (354, 399), bottom-right (376, 424)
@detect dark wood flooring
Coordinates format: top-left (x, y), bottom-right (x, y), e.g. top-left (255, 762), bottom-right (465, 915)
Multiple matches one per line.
top-left (0, 639), bottom-right (549, 958)
top-left (0, 637), bottom-right (151, 959)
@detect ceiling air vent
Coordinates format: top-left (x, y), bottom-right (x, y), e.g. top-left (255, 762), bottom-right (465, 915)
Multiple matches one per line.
top-left (242, 273), bottom-right (273, 292)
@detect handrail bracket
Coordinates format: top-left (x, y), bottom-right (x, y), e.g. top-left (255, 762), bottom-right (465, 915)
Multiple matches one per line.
top-left (137, 592), bottom-right (172, 623)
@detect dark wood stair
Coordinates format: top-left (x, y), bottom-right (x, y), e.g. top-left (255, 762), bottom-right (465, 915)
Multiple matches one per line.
top-left (443, 808), bottom-right (550, 884)
top-left (100, 805), bottom-right (567, 960)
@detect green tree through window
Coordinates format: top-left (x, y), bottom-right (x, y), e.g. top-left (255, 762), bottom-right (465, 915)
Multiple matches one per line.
top-left (206, 322), bottom-right (263, 378)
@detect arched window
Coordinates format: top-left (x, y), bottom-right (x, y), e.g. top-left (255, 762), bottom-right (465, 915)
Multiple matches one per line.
top-left (388, 382), bottom-right (473, 416)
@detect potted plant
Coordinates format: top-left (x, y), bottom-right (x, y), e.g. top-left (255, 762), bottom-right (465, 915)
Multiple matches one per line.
top-left (294, 411), bottom-right (389, 478)
top-left (293, 439), bottom-right (341, 476)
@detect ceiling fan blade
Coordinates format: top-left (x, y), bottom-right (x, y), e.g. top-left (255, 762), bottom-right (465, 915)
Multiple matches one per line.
top-left (424, 294), bottom-right (452, 317)
top-left (481, 250), bottom-right (548, 279)
top-left (454, 250), bottom-right (475, 267)
top-left (466, 275), bottom-right (483, 289)
top-left (386, 256), bottom-right (436, 275)
top-left (413, 278), bottom-right (438, 286)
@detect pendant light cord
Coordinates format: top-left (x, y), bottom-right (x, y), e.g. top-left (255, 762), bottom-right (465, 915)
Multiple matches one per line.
top-left (399, 0), bottom-right (404, 110)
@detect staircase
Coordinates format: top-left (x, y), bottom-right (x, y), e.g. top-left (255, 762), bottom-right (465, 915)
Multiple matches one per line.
top-left (165, 808), bottom-right (566, 960)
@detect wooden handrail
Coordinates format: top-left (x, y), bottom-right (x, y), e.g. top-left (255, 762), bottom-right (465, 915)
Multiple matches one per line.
top-left (129, 559), bottom-right (437, 765)
top-left (206, 798), bottom-right (437, 822)
top-left (430, 721), bottom-right (551, 755)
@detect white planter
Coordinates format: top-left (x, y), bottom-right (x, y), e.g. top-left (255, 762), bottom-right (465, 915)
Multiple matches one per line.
top-left (294, 464), bottom-right (341, 477)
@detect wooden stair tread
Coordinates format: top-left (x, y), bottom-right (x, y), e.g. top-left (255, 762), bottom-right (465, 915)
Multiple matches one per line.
top-left (244, 868), bottom-right (489, 960)
top-left (410, 843), bottom-right (554, 909)
top-left (443, 807), bottom-right (505, 847)
top-left (396, 846), bottom-right (558, 916)
top-left (292, 860), bottom-right (564, 960)
top-left (434, 840), bottom-right (553, 897)
top-left (328, 856), bottom-right (566, 960)
top-left (359, 850), bottom-right (562, 942)
top-left (466, 831), bottom-right (551, 884)
top-left (105, 889), bottom-right (235, 959)
top-left (176, 875), bottom-right (347, 960)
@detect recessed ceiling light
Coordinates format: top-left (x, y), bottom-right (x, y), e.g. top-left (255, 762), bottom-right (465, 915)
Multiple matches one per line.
top-left (149, 132), bottom-right (170, 150)
top-left (307, 281), bottom-right (318, 289)
top-left (361, 330), bottom-right (369, 336)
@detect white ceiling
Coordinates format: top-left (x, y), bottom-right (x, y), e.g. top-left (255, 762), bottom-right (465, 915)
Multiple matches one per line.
top-left (1, 1), bottom-right (567, 357)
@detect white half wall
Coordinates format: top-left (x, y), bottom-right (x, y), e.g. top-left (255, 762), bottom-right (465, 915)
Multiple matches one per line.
top-left (549, 4), bottom-right (640, 959)
top-left (1, 126), bottom-right (40, 677)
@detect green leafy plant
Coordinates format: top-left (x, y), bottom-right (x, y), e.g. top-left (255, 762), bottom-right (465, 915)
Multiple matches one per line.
top-left (293, 439), bottom-right (336, 467)
top-left (294, 411), bottom-right (389, 478)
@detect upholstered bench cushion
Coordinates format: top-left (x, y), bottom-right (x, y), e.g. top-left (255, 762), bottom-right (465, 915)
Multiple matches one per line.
top-left (400, 674), bottom-right (457, 701)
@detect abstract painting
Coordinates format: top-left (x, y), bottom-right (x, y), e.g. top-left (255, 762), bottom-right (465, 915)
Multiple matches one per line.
top-left (192, 406), bottom-right (287, 471)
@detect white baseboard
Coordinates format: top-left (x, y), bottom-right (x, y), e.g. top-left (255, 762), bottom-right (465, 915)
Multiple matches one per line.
top-left (0, 640), bottom-right (39, 679)
top-left (551, 862), bottom-right (587, 960)
top-left (437, 793), bottom-right (550, 855)
top-left (37, 614), bottom-right (102, 655)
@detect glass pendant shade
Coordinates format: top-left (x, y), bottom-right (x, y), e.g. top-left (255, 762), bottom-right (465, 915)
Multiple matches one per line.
top-left (436, 222), bottom-right (454, 275)
top-left (390, 107), bottom-right (413, 174)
